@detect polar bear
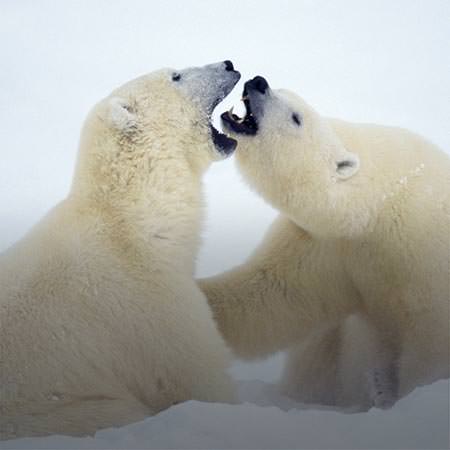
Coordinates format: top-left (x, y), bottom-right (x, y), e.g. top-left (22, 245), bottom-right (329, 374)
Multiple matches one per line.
top-left (0, 61), bottom-right (241, 439)
top-left (200, 76), bottom-right (450, 410)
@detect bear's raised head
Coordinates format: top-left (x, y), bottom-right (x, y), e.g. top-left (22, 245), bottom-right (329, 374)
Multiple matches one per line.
top-left (73, 62), bottom-right (240, 202)
top-left (221, 76), bottom-right (367, 237)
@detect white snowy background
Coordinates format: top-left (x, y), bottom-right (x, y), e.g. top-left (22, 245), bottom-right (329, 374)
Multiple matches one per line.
top-left (1, 0), bottom-right (449, 448)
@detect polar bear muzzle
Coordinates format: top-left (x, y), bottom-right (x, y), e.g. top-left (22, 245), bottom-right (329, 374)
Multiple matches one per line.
top-left (221, 75), bottom-right (270, 136)
top-left (173, 60), bottom-right (241, 156)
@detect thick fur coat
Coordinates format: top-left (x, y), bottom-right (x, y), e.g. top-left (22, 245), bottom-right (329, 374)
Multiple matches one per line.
top-left (201, 80), bottom-right (450, 410)
top-left (0, 62), bottom-right (240, 439)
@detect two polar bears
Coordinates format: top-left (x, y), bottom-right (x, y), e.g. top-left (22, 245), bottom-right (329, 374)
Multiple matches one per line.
top-left (0, 62), bottom-right (240, 439)
top-left (2, 62), bottom-right (448, 440)
top-left (201, 76), bottom-right (450, 410)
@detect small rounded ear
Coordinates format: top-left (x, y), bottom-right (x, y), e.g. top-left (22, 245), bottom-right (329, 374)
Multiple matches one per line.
top-left (335, 152), bottom-right (360, 180)
top-left (106, 97), bottom-right (137, 132)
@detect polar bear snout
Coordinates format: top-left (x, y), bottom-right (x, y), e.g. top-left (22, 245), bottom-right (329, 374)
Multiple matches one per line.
top-left (177, 61), bottom-right (240, 114)
top-left (245, 76), bottom-right (269, 95)
top-left (221, 75), bottom-right (271, 137)
top-left (223, 60), bottom-right (235, 72)
top-left (172, 61), bottom-right (241, 155)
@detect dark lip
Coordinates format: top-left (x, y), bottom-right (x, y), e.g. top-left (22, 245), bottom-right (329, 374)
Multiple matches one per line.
top-left (220, 92), bottom-right (258, 136)
top-left (210, 124), bottom-right (237, 155)
top-left (210, 70), bottom-right (241, 155)
top-left (221, 110), bottom-right (258, 135)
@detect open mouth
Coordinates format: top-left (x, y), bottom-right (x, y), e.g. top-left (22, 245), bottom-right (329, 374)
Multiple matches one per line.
top-left (209, 91), bottom-right (239, 155)
top-left (220, 88), bottom-right (258, 136)
top-left (209, 62), bottom-right (241, 156)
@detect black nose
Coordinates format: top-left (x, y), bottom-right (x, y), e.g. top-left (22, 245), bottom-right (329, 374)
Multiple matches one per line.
top-left (245, 76), bottom-right (269, 95)
top-left (223, 60), bottom-right (234, 71)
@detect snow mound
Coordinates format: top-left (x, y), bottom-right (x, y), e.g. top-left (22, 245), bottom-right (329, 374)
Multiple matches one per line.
top-left (2, 379), bottom-right (448, 450)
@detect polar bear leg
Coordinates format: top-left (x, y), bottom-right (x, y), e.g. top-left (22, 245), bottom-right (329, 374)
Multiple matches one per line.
top-left (366, 329), bottom-right (399, 409)
top-left (279, 325), bottom-right (342, 406)
top-left (200, 217), bottom-right (357, 360)
top-left (280, 315), bottom-right (399, 410)
top-left (369, 364), bottom-right (398, 409)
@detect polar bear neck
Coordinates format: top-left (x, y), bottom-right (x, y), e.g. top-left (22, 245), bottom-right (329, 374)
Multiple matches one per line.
top-left (70, 151), bottom-right (205, 275)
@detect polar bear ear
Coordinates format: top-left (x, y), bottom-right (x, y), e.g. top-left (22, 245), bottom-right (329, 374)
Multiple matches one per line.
top-left (335, 152), bottom-right (360, 180)
top-left (106, 97), bottom-right (137, 133)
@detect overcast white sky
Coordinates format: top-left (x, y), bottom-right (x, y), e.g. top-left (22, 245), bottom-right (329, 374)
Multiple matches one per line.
top-left (1, 0), bottom-right (449, 273)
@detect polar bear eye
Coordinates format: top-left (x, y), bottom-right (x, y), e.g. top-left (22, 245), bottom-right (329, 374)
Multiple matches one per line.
top-left (172, 73), bottom-right (181, 82)
top-left (292, 113), bottom-right (301, 126)
top-left (122, 103), bottom-right (133, 113)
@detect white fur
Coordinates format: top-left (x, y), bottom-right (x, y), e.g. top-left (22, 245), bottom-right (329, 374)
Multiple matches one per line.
top-left (0, 66), bottom-right (236, 439)
top-left (200, 88), bottom-right (450, 410)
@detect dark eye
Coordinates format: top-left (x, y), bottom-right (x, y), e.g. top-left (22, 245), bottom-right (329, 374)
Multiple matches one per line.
top-left (172, 73), bottom-right (181, 82)
top-left (292, 113), bottom-right (301, 126)
top-left (122, 103), bottom-right (133, 113)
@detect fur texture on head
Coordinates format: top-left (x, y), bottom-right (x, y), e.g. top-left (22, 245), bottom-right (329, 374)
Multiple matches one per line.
top-left (0, 62), bottom-right (240, 439)
top-left (73, 63), bottom-right (240, 207)
top-left (222, 78), bottom-right (370, 238)
top-left (69, 62), bottom-right (240, 272)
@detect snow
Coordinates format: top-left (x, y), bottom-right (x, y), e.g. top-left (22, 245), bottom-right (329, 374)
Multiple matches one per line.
top-left (1, 0), bottom-right (449, 449)
top-left (3, 380), bottom-right (449, 449)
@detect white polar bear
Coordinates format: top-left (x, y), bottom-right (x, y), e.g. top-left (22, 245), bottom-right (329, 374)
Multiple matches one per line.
top-left (200, 76), bottom-right (450, 410)
top-left (0, 61), bottom-right (241, 439)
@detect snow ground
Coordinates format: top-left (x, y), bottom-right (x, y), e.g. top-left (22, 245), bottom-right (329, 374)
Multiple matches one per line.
top-left (2, 380), bottom-right (449, 449)
top-left (1, 0), bottom-right (449, 449)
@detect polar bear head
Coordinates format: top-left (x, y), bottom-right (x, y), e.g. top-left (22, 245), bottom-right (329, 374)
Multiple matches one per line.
top-left (73, 61), bottom-right (240, 202)
top-left (221, 76), bottom-right (367, 237)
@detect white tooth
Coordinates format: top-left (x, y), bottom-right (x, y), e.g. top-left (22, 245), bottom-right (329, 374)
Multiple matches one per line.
top-left (234, 100), bottom-right (247, 118)
top-left (228, 106), bottom-right (234, 115)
